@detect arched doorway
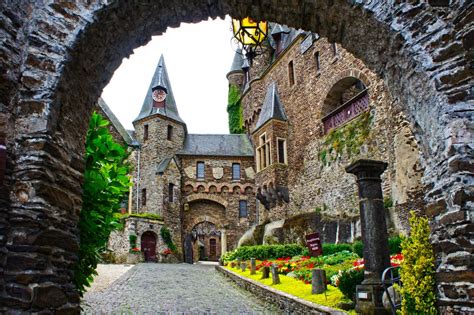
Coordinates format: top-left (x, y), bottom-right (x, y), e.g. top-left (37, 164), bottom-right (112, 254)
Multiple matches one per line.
top-left (141, 231), bottom-right (157, 262)
top-left (190, 221), bottom-right (221, 262)
top-left (0, 2), bottom-right (471, 313)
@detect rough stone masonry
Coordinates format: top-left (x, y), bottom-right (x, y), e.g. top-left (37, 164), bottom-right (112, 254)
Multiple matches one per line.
top-left (0, 0), bottom-right (472, 313)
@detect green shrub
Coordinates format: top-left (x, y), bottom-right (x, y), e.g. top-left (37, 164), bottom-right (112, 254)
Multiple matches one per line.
top-left (337, 268), bottom-right (364, 301)
top-left (121, 213), bottom-right (163, 221)
top-left (226, 244), bottom-right (306, 261)
top-left (397, 212), bottom-right (437, 314)
top-left (160, 226), bottom-right (177, 252)
top-left (388, 235), bottom-right (402, 254)
top-left (129, 234), bottom-right (137, 249)
top-left (73, 112), bottom-right (130, 296)
top-left (319, 250), bottom-right (358, 265)
top-left (352, 241), bottom-right (363, 258)
top-left (322, 243), bottom-right (353, 256)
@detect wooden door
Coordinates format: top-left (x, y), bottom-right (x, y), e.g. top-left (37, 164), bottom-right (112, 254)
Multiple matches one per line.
top-left (141, 232), bottom-right (156, 262)
top-left (209, 238), bottom-right (217, 261)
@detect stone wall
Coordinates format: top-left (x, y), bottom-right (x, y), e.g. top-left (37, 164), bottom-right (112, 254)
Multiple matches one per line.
top-left (242, 36), bottom-right (426, 236)
top-left (1, 1), bottom-right (472, 312)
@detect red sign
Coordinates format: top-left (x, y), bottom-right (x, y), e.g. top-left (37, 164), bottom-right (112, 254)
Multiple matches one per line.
top-left (305, 232), bottom-right (323, 257)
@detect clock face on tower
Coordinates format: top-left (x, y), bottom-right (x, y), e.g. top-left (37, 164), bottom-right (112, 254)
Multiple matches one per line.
top-left (152, 89), bottom-right (166, 102)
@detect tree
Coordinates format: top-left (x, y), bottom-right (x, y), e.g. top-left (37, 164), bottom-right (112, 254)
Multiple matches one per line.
top-left (73, 112), bottom-right (131, 296)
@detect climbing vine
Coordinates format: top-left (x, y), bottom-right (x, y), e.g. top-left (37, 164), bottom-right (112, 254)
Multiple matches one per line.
top-left (227, 84), bottom-right (245, 134)
top-left (319, 111), bottom-right (372, 166)
top-left (74, 112), bottom-right (131, 296)
top-left (160, 226), bottom-right (177, 252)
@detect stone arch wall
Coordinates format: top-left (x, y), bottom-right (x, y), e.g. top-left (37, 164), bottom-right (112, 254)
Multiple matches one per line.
top-left (184, 193), bottom-right (229, 208)
top-left (0, 1), bottom-right (471, 312)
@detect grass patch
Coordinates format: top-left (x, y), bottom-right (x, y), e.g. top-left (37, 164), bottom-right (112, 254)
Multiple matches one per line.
top-left (224, 265), bottom-right (355, 314)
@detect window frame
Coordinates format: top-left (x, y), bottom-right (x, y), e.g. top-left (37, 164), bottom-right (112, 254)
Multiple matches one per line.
top-left (232, 163), bottom-right (241, 181)
top-left (256, 132), bottom-right (272, 172)
top-left (143, 124), bottom-right (149, 141)
top-left (168, 183), bottom-right (175, 203)
top-left (141, 188), bottom-right (147, 206)
top-left (167, 125), bottom-right (173, 141)
top-left (239, 200), bottom-right (248, 218)
top-left (277, 137), bottom-right (287, 164)
top-left (288, 60), bottom-right (295, 86)
top-left (196, 161), bottom-right (205, 179)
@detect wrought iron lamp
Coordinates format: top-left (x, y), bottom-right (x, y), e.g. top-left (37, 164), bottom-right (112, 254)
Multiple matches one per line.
top-left (232, 17), bottom-right (268, 65)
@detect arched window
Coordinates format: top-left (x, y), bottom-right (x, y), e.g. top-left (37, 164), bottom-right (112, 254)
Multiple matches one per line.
top-left (322, 77), bottom-right (368, 134)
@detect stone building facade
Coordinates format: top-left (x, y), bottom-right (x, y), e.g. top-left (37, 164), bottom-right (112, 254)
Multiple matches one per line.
top-left (107, 56), bottom-right (257, 263)
top-left (228, 26), bottom-right (426, 245)
top-left (0, 1), bottom-right (471, 313)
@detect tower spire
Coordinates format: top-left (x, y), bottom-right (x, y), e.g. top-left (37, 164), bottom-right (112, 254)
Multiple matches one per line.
top-left (133, 55), bottom-right (184, 124)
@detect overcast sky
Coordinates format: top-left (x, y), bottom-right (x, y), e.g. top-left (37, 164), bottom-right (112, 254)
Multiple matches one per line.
top-left (101, 16), bottom-right (235, 134)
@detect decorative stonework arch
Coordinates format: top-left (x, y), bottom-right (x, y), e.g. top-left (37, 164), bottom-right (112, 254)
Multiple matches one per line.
top-left (0, 1), bottom-right (471, 312)
top-left (185, 193), bottom-right (229, 208)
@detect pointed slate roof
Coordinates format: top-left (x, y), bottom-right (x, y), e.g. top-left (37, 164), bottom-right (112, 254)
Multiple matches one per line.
top-left (271, 24), bottom-right (290, 36)
top-left (133, 55), bottom-right (185, 124)
top-left (97, 98), bottom-right (137, 146)
top-left (254, 83), bottom-right (288, 132)
top-left (228, 49), bottom-right (244, 75)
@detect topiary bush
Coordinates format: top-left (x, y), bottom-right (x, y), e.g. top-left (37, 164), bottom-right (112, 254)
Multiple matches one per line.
top-left (337, 268), bottom-right (365, 302)
top-left (397, 211), bottom-right (437, 314)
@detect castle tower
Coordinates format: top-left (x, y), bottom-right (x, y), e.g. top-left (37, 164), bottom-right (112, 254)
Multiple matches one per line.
top-left (251, 82), bottom-right (289, 219)
top-left (226, 49), bottom-right (245, 89)
top-left (132, 55), bottom-right (186, 216)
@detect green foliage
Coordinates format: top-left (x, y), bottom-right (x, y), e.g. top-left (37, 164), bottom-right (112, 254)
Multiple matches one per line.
top-left (318, 250), bottom-right (358, 265)
top-left (322, 243), bottom-right (353, 256)
top-left (352, 236), bottom-right (403, 258)
top-left (224, 244), bottom-right (306, 262)
top-left (73, 112), bottom-right (131, 296)
top-left (397, 212), bottom-right (437, 315)
top-left (384, 197), bottom-right (394, 209)
top-left (129, 234), bottom-right (137, 249)
top-left (121, 213), bottom-right (163, 221)
top-left (160, 226), bottom-right (177, 252)
top-left (337, 268), bottom-right (365, 301)
top-left (352, 241), bottom-right (364, 258)
top-left (319, 111), bottom-right (372, 166)
top-left (227, 84), bottom-right (245, 134)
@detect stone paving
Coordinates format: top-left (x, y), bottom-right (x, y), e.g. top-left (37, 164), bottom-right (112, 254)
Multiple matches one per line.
top-left (81, 263), bottom-right (281, 314)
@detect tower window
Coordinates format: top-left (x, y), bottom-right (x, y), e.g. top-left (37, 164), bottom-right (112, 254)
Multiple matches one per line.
top-left (315, 51), bottom-right (320, 71)
top-left (141, 188), bottom-right (147, 206)
top-left (277, 138), bottom-right (287, 164)
top-left (196, 162), bottom-right (205, 179)
top-left (167, 125), bottom-right (173, 141)
top-left (288, 60), bottom-right (295, 86)
top-left (232, 163), bottom-right (241, 180)
top-left (144, 124), bottom-right (149, 141)
top-left (256, 133), bottom-right (271, 172)
top-left (239, 200), bottom-right (248, 218)
top-left (168, 183), bottom-right (175, 202)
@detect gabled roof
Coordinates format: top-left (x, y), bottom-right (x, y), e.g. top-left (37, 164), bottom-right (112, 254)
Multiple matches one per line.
top-left (133, 55), bottom-right (185, 124)
top-left (178, 134), bottom-right (254, 157)
top-left (156, 157), bottom-right (179, 175)
top-left (254, 83), bottom-right (288, 132)
top-left (97, 98), bottom-right (137, 146)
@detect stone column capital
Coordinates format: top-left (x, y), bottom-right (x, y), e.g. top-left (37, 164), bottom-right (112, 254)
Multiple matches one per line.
top-left (345, 159), bottom-right (388, 179)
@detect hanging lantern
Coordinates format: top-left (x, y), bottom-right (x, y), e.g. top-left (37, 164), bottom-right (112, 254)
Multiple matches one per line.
top-left (232, 17), bottom-right (268, 64)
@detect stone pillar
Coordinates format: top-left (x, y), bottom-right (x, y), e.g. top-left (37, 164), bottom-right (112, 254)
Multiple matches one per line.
top-left (250, 258), bottom-right (256, 275)
top-left (271, 264), bottom-right (280, 284)
top-left (346, 159), bottom-right (391, 315)
top-left (312, 269), bottom-right (326, 294)
top-left (221, 230), bottom-right (227, 256)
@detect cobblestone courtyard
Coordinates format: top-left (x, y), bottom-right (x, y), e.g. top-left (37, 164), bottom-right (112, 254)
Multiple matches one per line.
top-left (81, 263), bottom-right (280, 314)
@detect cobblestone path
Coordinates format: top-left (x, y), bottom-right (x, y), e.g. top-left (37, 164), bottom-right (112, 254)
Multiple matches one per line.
top-left (81, 263), bottom-right (281, 314)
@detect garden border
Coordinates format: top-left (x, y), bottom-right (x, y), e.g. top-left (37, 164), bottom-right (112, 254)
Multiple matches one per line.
top-left (215, 266), bottom-right (347, 315)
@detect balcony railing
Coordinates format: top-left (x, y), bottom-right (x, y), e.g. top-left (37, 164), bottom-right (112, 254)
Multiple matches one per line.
top-left (322, 89), bottom-right (369, 134)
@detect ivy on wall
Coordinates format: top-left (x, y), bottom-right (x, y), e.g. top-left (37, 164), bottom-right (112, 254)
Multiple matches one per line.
top-left (319, 111), bottom-right (372, 166)
top-left (227, 84), bottom-right (245, 134)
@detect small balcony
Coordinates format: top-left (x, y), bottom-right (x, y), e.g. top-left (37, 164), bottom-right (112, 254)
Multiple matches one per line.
top-left (322, 90), bottom-right (369, 134)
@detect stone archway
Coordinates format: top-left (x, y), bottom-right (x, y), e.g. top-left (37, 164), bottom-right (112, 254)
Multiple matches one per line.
top-left (0, 1), bottom-right (472, 312)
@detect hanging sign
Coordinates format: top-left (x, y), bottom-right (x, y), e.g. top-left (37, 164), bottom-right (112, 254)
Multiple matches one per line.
top-left (305, 232), bottom-right (323, 257)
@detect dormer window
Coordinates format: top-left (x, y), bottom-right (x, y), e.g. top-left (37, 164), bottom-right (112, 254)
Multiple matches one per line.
top-left (256, 133), bottom-right (271, 172)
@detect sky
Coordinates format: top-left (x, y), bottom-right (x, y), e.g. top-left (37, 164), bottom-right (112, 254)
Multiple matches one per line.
top-left (101, 16), bottom-right (235, 134)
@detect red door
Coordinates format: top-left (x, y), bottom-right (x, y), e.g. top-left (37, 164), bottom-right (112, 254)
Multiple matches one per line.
top-left (141, 232), bottom-right (157, 262)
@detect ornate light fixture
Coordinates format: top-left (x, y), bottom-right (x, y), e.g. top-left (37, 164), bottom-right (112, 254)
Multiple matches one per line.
top-left (232, 17), bottom-right (268, 65)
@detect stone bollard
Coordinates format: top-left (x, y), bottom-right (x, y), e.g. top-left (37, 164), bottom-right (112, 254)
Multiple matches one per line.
top-left (312, 269), bottom-right (326, 294)
top-left (241, 262), bottom-right (246, 272)
top-left (271, 264), bottom-right (281, 285)
top-left (236, 258), bottom-right (241, 268)
top-left (250, 258), bottom-right (256, 275)
top-left (261, 266), bottom-right (270, 279)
